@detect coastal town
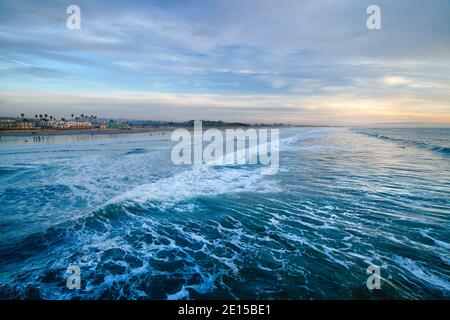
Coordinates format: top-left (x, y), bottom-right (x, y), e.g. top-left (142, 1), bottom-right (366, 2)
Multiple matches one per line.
top-left (0, 114), bottom-right (280, 136)
top-left (0, 114), bottom-right (130, 132)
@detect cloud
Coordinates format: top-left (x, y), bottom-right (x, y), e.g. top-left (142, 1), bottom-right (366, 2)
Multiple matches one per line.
top-left (1, 88), bottom-right (449, 125)
top-left (382, 76), bottom-right (411, 86)
top-left (0, 0), bottom-right (449, 123)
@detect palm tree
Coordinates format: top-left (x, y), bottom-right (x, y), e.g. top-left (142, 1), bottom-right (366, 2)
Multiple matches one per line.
top-left (44, 114), bottom-right (48, 119)
top-left (71, 114), bottom-right (74, 119)
top-left (39, 114), bottom-right (43, 119)
top-left (35, 114), bottom-right (38, 119)
top-left (20, 113), bottom-right (25, 119)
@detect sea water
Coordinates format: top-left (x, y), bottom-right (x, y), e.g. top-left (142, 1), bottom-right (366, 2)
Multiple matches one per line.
top-left (0, 127), bottom-right (448, 299)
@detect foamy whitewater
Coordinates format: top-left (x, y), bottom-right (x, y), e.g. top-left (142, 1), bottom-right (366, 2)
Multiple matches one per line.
top-left (0, 127), bottom-right (449, 299)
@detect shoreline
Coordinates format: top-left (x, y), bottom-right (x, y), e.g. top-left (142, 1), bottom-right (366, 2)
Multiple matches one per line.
top-left (0, 127), bottom-right (178, 137)
top-left (0, 125), bottom-right (302, 137)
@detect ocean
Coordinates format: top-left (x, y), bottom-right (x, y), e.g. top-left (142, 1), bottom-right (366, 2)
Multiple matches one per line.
top-left (0, 127), bottom-right (449, 299)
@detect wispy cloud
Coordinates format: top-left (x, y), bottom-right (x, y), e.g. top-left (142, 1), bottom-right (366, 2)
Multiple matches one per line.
top-left (0, 0), bottom-right (449, 124)
top-left (1, 88), bottom-right (449, 125)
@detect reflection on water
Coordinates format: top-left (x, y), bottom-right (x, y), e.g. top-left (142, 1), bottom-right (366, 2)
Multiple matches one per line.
top-left (0, 131), bottom-right (171, 145)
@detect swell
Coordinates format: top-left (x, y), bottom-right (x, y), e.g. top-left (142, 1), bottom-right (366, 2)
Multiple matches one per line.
top-left (1, 129), bottom-right (322, 261)
top-left (355, 130), bottom-right (450, 155)
top-left (106, 129), bottom-right (323, 209)
top-left (1, 126), bottom-right (449, 300)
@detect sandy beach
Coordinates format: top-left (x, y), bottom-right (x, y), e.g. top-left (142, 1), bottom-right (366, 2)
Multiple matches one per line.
top-left (0, 127), bottom-right (178, 136)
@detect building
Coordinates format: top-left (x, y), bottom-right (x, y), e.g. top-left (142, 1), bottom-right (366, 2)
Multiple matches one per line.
top-left (16, 121), bottom-right (36, 129)
top-left (108, 120), bottom-right (130, 129)
top-left (0, 119), bottom-right (16, 129)
top-left (39, 119), bottom-right (58, 128)
top-left (69, 121), bottom-right (93, 129)
top-left (56, 121), bottom-right (70, 129)
top-left (35, 119), bottom-right (93, 129)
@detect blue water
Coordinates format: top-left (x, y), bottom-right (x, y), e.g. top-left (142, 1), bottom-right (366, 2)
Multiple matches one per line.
top-left (0, 127), bottom-right (449, 299)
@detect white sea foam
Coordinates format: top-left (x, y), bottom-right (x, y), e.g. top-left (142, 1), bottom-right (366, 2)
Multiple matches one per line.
top-left (394, 256), bottom-right (450, 291)
top-left (109, 129), bottom-right (319, 208)
top-left (109, 165), bottom-right (280, 209)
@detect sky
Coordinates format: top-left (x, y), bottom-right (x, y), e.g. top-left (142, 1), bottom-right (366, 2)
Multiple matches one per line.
top-left (0, 0), bottom-right (449, 125)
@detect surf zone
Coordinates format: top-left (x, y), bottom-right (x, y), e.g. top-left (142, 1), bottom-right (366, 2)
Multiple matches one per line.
top-left (171, 120), bottom-right (280, 175)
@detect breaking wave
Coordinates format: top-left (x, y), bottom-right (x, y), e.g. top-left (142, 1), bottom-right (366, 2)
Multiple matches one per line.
top-left (355, 130), bottom-right (450, 155)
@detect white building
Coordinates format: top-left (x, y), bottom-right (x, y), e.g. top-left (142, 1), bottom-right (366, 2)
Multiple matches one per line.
top-left (37, 120), bottom-right (93, 129)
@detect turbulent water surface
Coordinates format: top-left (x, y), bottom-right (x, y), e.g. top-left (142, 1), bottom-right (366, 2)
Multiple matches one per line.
top-left (0, 127), bottom-right (449, 299)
